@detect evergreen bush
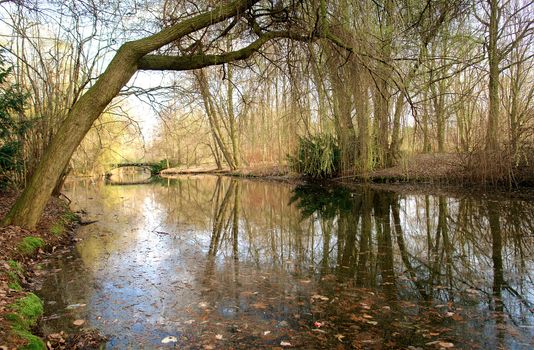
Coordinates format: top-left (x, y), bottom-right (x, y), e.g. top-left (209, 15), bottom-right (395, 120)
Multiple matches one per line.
top-left (288, 134), bottom-right (340, 179)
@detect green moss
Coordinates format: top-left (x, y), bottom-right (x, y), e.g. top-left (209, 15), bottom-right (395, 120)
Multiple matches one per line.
top-left (6, 293), bottom-right (43, 330)
top-left (62, 211), bottom-right (78, 223)
top-left (7, 293), bottom-right (45, 349)
top-left (6, 260), bottom-right (23, 290)
top-left (50, 222), bottom-right (65, 236)
top-left (17, 236), bottom-right (45, 255)
top-left (12, 329), bottom-right (46, 350)
top-left (7, 278), bottom-right (22, 291)
top-left (8, 259), bottom-right (23, 272)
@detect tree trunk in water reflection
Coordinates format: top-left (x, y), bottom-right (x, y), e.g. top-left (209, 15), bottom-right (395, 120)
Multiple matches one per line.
top-left (392, 198), bottom-right (429, 301)
top-left (356, 189), bottom-right (373, 287)
top-left (374, 192), bottom-right (397, 300)
top-left (488, 201), bottom-right (505, 347)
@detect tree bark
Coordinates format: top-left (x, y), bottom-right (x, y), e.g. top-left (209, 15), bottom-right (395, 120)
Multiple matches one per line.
top-left (486, 0), bottom-right (500, 151)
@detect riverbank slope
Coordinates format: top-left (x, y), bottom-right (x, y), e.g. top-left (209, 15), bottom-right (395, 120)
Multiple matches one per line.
top-left (0, 192), bottom-right (78, 349)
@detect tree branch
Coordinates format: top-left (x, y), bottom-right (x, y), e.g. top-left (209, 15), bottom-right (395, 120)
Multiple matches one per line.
top-left (138, 31), bottom-right (314, 71)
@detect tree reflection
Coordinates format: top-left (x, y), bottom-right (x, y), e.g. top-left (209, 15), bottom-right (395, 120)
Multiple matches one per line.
top-left (288, 183), bottom-right (534, 326)
top-left (58, 177), bottom-right (534, 347)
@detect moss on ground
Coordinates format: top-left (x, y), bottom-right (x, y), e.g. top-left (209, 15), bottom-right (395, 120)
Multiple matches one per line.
top-left (6, 259), bottom-right (23, 291)
top-left (62, 211), bottom-right (78, 223)
top-left (5, 293), bottom-right (45, 350)
top-left (17, 236), bottom-right (45, 255)
top-left (50, 210), bottom-right (77, 236)
top-left (12, 329), bottom-right (46, 350)
top-left (50, 222), bottom-right (65, 236)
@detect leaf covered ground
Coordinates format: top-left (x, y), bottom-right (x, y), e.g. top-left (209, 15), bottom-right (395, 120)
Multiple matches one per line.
top-left (0, 192), bottom-right (91, 349)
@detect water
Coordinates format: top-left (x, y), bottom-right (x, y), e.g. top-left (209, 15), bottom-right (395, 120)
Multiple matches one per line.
top-left (37, 175), bottom-right (534, 349)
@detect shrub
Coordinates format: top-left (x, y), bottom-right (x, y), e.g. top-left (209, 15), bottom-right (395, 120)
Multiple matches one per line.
top-left (288, 134), bottom-right (340, 179)
top-left (0, 53), bottom-right (27, 189)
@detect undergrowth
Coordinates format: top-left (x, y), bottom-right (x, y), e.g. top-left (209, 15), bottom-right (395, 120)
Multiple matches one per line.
top-left (288, 134), bottom-right (340, 179)
top-left (17, 236), bottom-right (44, 255)
top-left (5, 293), bottom-right (45, 350)
top-left (6, 259), bottom-right (23, 290)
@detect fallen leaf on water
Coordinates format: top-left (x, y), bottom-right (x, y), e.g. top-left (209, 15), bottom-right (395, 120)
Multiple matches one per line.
top-left (240, 291), bottom-right (258, 296)
top-left (452, 314), bottom-right (463, 321)
top-left (438, 342), bottom-right (454, 348)
top-left (215, 334), bottom-right (223, 340)
top-left (251, 302), bottom-right (268, 309)
top-left (321, 274), bottom-right (336, 281)
top-left (350, 314), bottom-right (363, 322)
top-left (72, 319), bottom-right (85, 326)
top-left (311, 294), bottom-right (329, 302)
top-left (280, 341), bottom-right (291, 347)
top-left (161, 336), bottom-right (178, 344)
top-left (66, 303), bottom-right (87, 310)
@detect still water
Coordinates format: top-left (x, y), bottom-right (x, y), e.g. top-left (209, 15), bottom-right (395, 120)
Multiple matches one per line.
top-left (38, 175), bottom-right (534, 349)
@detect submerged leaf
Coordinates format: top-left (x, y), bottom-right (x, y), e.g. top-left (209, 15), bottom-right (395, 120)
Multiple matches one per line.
top-left (73, 319), bottom-right (85, 326)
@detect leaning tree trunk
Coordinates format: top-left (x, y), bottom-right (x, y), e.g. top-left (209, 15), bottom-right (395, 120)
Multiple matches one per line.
top-left (2, 0), bottom-right (256, 229)
top-left (2, 45), bottom-right (140, 229)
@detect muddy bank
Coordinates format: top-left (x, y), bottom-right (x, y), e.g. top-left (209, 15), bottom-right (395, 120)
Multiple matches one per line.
top-left (0, 193), bottom-right (104, 349)
top-left (160, 165), bottom-right (230, 175)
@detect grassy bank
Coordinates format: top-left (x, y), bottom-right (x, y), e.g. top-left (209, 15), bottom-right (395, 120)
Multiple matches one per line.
top-left (0, 193), bottom-right (78, 349)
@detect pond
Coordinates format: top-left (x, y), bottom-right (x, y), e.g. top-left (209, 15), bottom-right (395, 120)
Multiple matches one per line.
top-left (37, 175), bottom-right (534, 349)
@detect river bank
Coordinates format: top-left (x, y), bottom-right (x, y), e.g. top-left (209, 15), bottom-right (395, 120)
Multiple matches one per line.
top-left (161, 154), bottom-right (534, 200)
top-left (0, 192), bottom-right (105, 349)
top-left (164, 152), bottom-right (530, 185)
